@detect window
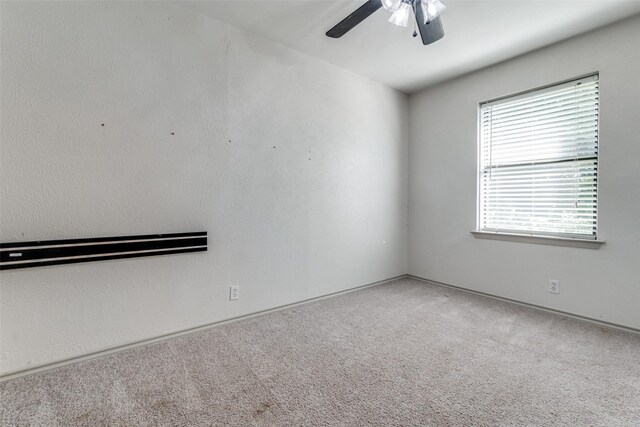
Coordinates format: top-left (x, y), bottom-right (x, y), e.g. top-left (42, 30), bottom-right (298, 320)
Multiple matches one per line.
top-left (478, 74), bottom-right (599, 240)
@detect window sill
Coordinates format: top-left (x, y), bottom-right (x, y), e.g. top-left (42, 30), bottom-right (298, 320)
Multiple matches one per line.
top-left (471, 231), bottom-right (605, 249)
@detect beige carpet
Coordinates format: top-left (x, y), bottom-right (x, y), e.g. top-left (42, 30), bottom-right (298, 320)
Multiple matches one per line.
top-left (1, 277), bottom-right (639, 426)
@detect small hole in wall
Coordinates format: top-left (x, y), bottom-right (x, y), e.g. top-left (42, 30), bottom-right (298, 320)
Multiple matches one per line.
top-left (101, 123), bottom-right (105, 127)
top-left (170, 132), bottom-right (175, 135)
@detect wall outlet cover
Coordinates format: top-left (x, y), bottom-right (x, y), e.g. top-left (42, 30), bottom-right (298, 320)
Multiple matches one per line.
top-left (229, 285), bottom-right (239, 301)
top-left (549, 279), bottom-right (560, 294)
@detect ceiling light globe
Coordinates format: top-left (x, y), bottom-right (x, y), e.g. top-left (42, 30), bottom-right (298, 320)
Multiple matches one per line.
top-left (421, 0), bottom-right (446, 23)
top-left (388, 2), bottom-right (412, 27)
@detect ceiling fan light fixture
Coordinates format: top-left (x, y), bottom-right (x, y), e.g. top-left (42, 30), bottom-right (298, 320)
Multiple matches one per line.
top-left (421, 0), bottom-right (446, 23)
top-left (388, 2), bottom-right (412, 27)
top-left (325, 0), bottom-right (445, 45)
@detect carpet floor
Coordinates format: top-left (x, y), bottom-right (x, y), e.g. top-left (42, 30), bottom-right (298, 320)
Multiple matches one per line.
top-left (1, 278), bottom-right (639, 426)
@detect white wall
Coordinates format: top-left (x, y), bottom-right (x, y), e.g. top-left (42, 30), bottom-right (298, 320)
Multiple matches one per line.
top-left (0, 2), bottom-right (408, 376)
top-left (409, 15), bottom-right (640, 330)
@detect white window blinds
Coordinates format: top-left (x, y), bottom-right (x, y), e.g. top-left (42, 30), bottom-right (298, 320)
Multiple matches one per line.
top-left (478, 75), bottom-right (599, 240)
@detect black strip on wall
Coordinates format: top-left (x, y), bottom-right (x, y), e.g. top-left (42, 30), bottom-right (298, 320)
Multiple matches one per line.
top-left (0, 232), bottom-right (207, 270)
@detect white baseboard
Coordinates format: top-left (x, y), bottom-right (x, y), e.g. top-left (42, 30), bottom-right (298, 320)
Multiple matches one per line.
top-left (4, 273), bottom-right (637, 383)
top-left (407, 274), bottom-right (640, 335)
top-left (0, 275), bottom-right (405, 383)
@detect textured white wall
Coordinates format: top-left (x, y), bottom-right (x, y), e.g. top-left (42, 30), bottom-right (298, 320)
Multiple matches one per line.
top-left (408, 15), bottom-right (640, 330)
top-left (0, 2), bottom-right (408, 376)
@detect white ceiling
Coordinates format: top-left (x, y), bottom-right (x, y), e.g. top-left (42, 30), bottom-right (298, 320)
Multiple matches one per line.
top-left (180, 1), bottom-right (640, 93)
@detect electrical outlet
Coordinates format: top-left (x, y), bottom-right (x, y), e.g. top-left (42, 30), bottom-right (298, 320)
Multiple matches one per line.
top-left (549, 279), bottom-right (560, 294)
top-left (229, 285), bottom-right (239, 301)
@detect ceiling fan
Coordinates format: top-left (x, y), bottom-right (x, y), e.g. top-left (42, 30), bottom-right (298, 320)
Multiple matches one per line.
top-left (326, 0), bottom-right (446, 46)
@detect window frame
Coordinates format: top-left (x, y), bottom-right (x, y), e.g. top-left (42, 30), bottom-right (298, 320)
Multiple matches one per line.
top-left (474, 74), bottom-right (605, 248)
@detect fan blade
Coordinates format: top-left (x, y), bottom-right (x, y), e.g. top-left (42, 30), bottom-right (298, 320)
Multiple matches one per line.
top-left (326, 0), bottom-right (383, 38)
top-left (414, 4), bottom-right (444, 45)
